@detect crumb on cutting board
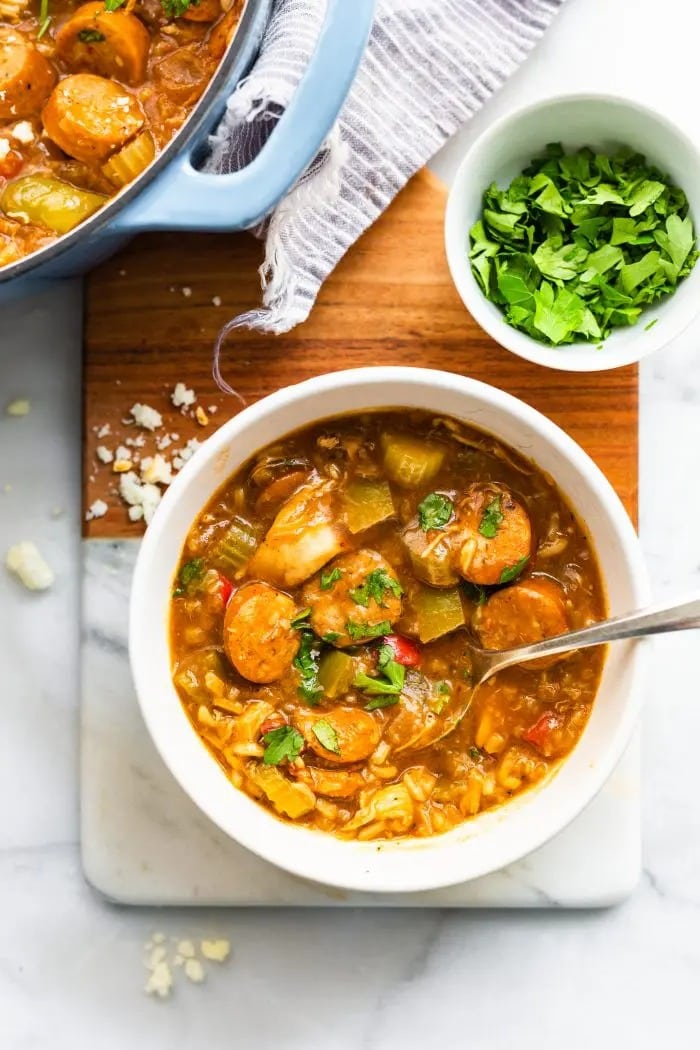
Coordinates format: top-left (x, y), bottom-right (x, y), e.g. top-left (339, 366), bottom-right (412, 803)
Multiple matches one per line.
top-left (6, 541), bottom-right (54, 590)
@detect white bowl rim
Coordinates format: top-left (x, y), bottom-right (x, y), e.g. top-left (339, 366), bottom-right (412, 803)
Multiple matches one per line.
top-left (129, 366), bottom-right (650, 893)
top-left (444, 90), bottom-right (700, 373)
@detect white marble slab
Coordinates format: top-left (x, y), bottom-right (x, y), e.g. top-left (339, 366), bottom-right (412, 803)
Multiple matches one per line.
top-left (81, 538), bottom-right (642, 908)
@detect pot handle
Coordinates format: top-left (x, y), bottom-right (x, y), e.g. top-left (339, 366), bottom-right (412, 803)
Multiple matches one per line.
top-left (115, 0), bottom-right (375, 233)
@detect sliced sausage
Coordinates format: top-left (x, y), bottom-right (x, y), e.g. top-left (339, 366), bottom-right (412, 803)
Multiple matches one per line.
top-left (451, 484), bottom-right (532, 587)
top-left (0, 29), bottom-right (56, 120)
top-left (55, 3), bottom-right (150, 86)
top-left (42, 74), bottom-right (144, 164)
top-left (302, 549), bottom-right (403, 648)
top-left (223, 581), bottom-right (300, 684)
top-left (298, 766), bottom-right (366, 799)
top-left (473, 576), bottom-right (569, 668)
top-left (249, 478), bottom-right (349, 589)
top-left (294, 707), bottom-right (381, 765)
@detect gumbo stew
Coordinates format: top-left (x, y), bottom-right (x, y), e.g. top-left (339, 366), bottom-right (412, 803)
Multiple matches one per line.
top-left (170, 410), bottom-right (606, 842)
top-left (0, 0), bottom-right (243, 264)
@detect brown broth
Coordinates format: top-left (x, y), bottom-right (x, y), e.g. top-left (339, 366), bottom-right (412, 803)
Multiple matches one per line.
top-left (170, 409), bottom-right (606, 841)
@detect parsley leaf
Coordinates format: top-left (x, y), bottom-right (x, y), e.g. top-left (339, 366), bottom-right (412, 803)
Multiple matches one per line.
top-left (499, 555), bottom-right (529, 585)
top-left (322, 631), bottom-right (340, 643)
top-left (354, 644), bottom-right (406, 698)
top-left (104, 0), bottom-right (127, 9)
top-left (463, 581), bottom-right (487, 606)
top-left (364, 694), bottom-right (401, 711)
top-left (173, 557), bottom-right (205, 596)
top-left (312, 719), bottom-right (341, 755)
top-left (346, 619), bottom-right (391, 642)
top-left (469, 145), bottom-right (698, 348)
top-left (292, 631), bottom-right (323, 703)
top-left (349, 569), bottom-right (403, 608)
top-left (418, 492), bottom-right (454, 531)
top-left (262, 726), bottom-right (303, 766)
top-left (290, 608), bottom-right (311, 629)
top-left (160, 0), bottom-right (199, 15)
top-left (478, 496), bottom-right (504, 539)
top-left (78, 29), bottom-right (105, 42)
top-left (320, 567), bottom-right (342, 590)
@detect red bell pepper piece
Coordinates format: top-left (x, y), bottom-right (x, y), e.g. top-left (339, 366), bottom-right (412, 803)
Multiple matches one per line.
top-left (384, 634), bottom-right (421, 668)
top-left (217, 573), bottom-right (234, 606)
top-left (523, 710), bottom-right (561, 751)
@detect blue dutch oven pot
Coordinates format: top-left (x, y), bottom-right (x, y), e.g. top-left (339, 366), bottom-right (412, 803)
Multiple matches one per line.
top-left (0, 0), bottom-right (375, 300)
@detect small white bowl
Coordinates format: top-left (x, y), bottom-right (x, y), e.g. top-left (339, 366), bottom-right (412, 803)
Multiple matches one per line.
top-left (130, 367), bottom-right (649, 893)
top-left (445, 93), bottom-right (700, 372)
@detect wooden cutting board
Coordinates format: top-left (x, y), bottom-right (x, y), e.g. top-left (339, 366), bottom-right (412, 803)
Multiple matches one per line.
top-left (83, 168), bottom-right (637, 532)
top-left (79, 168), bottom-right (640, 907)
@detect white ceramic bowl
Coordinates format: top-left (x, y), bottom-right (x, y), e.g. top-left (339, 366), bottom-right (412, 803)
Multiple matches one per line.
top-left (130, 367), bottom-right (649, 893)
top-left (445, 93), bottom-right (700, 372)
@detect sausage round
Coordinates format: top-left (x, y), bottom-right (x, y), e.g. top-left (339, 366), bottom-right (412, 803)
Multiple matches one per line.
top-left (223, 581), bottom-right (300, 684)
top-left (451, 484), bottom-right (532, 587)
top-left (0, 29), bottom-right (56, 120)
top-left (295, 707), bottom-right (381, 765)
top-left (302, 548), bottom-right (403, 648)
top-left (55, 3), bottom-right (151, 86)
top-left (474, 576), bottom-right (569, 668)
top-left (42, 73), bottom-right (144, 163)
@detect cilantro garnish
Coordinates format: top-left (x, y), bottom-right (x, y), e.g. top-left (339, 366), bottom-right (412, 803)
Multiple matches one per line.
top-left (173, 557), bottom-right (205, 596)
top-left (312, 719), bottom-right (340, 755)
top-left (290, 608), bottom-right (311, 629)
top-left (463, 581), bottom-right (487, 606)
top-left (262, 725), bottom-right (303, 766)
top-left (478, 496), bottom-right (504, 539)
top-left (78, 29), bottom-right (105, 42)
top-left (349, 569), bottom-right (403, 608)
top-left (499, 555), bottom-right (529, 584)
top-left (418, 492), bottom-right (453, 531)
top-left (160, 0), bottom-right (200, 16)
top-left (469, 144), bottom-right (698, 347)
top-left (320, 567), bottom-right (342, 590)
top-left (346, 619), bottom-right (391, 643)
top-left (354, 643), bottom-right (406, 704)
top-left (292, 631), bottom-right (323, 703)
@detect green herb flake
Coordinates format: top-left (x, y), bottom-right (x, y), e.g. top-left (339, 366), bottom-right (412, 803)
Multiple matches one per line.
top-left (312, 719), bottom-right (341, 755)
top-left (364, 694), bottom-right (401, 712)
top-left (498, 555), bottom-right (529, 585)
top-left (349, 569), bottom-right (403, 608)
top-left (478, 495), bottom-right (504, 539)
top-left (469, 747), bottom-right (482, 761)
top-left (463, 581), bottom-right (487, 606)
top-left (290, 608), bottom-right (311, 628)
top-left (469, 144), bottom-right (698, 349)
top-left (78, 29), bottom-right (106, 42)
top-left (104, 0), bottom-right (127, 9)
top-left (173, 557), bottom-right (205, 596)
top-left (292, 631), bottom-right (323, 704)
top-left (345, 619), bottom-right (392, 642)
top-left (262, 725), bottom-right (303, 766)
top-left (160, 0), bottom-right (198, 16)
top-left (418, 492), bottom-right (454, 531)
top-left (644, 318), bottom-right (658, 331)
top-left (322, 631), bottom-right (341, 644)
top-left (320, 567), bottom-right (342, 591)
top-left (37, 0), bottom-right (50, 37)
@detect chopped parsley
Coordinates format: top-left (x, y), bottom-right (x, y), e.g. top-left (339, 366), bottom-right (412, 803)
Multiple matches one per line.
top-left (346, 619), bottom-right (391, 642)
top-left (478, 496), bottom-right (503, 539)
top-left (161, 0), bottom-right (200, 16)
top-left (499, 555), bottom-right (529, 584)
top-left (349, 568), bottom-right (403, 608)
top-left (262, 725), bottom-right (303, 766)
top-left (469, 746), bottom-right (482, 761)
top-left (320, 567), bottom-right (342, 590)
top-left (430, 681), bottom-right (451, 715)
top-left (354, 643), bottom-right (406, 702)
top-left (290, 607), bottom-right (311, 629)
top-left (469, 143), bottom-right (698, 348)
top-left (173, 557), bottom-right (205, 596)
top-left (463, 581), bottom-right (487, 606)
top-left (322, 631), bottom-right (341, 644)
top-left (418, 492), bottom-right (454, 531)
top-left (104, 0), bottom-right (127, 9)
top-left (364, 694), bottom-right (401, 711)
top-left (78, 29), bottom-right (106, 42)
top-left (292, 631), bottom-right (323, 703)
top-left (312, 719), bottom-right (340, 755)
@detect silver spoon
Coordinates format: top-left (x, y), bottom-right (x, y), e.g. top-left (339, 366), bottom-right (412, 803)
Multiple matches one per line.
top-left (413, 595), bottom-right (700, 750)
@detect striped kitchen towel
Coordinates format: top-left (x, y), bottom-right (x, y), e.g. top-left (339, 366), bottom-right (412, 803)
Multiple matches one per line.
top-left (206, 0), bottom-right (565, 386)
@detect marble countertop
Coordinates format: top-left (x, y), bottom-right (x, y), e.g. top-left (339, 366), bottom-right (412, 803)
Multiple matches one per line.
top-left (2, 0), bottom-right (699, 1045)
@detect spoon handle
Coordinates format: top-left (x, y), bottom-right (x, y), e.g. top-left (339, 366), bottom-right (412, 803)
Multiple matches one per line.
top-left (489, 594), bottom-right (700, 671)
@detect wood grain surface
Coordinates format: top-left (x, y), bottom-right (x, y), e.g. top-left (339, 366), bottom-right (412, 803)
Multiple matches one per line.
top-left (83, 168), bottom-right (638, 538)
